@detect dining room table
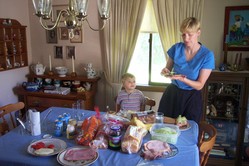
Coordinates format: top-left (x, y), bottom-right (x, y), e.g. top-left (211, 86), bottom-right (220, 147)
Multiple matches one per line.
top-left (0, 107), bottom-right (200, 166)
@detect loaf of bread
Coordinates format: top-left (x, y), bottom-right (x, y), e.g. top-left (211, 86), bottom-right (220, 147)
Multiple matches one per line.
top-left (121, 125), bottom-right (147, 154)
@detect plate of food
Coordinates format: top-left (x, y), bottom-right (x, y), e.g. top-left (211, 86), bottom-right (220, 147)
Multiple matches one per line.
top-left (162, 71), bottom-right (186, 78)
top-left (141, 140), bottom-right (178, 160)
top-left (57, 146), bottom-right (99, 166)
top-left (27, 138), bottom-right (67, 157)
top-left (175, 115), bottom-right (191, 131)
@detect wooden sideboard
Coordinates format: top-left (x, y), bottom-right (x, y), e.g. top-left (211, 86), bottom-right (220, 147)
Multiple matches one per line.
top-left (14, 74), bottom-right (100, 112)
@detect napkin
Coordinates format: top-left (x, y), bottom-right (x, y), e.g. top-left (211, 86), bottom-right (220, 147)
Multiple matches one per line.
top-left (28, 109), bottom-right (41, 136)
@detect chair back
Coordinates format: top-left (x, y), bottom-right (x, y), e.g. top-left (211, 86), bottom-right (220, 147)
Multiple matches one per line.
top-left (114, 96), bottom-right (156, 111)
top-left (145, 96), bottom-right (156, 110)
top-left (198, 121), bottom-right (217, 166)
top-left (0, 102), bottom-right (25, 135)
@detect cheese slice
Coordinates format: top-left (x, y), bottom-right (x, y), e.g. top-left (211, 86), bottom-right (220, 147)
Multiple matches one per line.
top-left (34, 148), bottom-right (54, 155)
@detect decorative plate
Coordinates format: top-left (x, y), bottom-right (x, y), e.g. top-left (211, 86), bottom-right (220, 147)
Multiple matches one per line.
top-left (57, 146), bottom-right (99, 166)
top-left (27, 138), bottom-right (67, 157)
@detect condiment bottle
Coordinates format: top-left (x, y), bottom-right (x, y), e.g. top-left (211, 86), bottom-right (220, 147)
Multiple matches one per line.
top-left (63, 113), bottom-right (71, 131)
top-left (66, 119), bottom-right (77, 139)
top-left (108, 125), bottom-right (122, 150)
top-left (54, 119), bottom-right (63, 137)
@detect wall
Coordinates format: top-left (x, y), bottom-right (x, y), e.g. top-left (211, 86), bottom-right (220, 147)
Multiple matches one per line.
top-left (202, 0), bottom-right (249, 68)
top-left (28, 0), bottom-right (106, 111)
top-left (0, 0), bottom-right (31, 106)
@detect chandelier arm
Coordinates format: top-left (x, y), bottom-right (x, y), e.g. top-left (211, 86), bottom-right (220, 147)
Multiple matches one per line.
top-left (86, 19), bottom-right (106, 31)
top-left (39, 9), bottom-right (69, 30)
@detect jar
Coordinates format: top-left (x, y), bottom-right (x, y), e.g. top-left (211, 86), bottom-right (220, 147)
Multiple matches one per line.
top-left (54, 119), bottom-right (63, 137)
top-left (66, 119), bottom-right (77, 139)
top-left (108, 125), bottom-right (122, 151)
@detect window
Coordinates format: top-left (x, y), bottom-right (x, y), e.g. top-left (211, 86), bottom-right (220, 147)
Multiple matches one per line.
top-left (127, 0), bottom-right (171, 86)
top-left (128, 33), bottom-right (170, 85)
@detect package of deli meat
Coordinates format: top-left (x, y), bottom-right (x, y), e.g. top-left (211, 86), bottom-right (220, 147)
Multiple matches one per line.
top-left (90, 124), bottom-right (110, 149)
top-left (75, 116), bottom-right (102, 146)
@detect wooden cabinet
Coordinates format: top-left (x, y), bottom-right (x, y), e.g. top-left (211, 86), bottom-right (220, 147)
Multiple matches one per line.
top-left (0, 18), bottom-right (28, 71)
top-left (202, 70), bottom-right (249, 166)
top-left (14, 74), bottom-right (100, 112)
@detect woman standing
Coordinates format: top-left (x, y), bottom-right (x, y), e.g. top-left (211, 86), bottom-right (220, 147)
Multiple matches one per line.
top-left (158, 17), bottom-right (215, 123)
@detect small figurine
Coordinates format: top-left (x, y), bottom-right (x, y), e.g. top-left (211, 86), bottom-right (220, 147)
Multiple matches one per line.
top-left (84, 63), bottom-right (97, 79)
top-left (210, 104), bottom-right (217, 117)
top-left (225, 100), bottom-right (234, 118)
top-left (206, 105), bottom-right (210, 115)
top-left (83, 82), bottom-right (91, 91)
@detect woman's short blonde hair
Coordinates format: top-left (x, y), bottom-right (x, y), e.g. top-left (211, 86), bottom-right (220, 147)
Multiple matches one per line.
top-left (121, 73), bottom-right (135, 83)
top-left (180, 17), bottom-right (200, 33)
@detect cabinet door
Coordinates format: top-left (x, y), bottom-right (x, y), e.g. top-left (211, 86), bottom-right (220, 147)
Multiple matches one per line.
top-left (204, 81), bottom-right (244, 162)
top-left (27, 96), bottom-right (76, 110)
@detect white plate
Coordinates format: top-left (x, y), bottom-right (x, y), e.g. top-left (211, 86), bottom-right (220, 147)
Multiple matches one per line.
top-left (57, 146), bottom-right (99, 166)
top-left (27, 138), bottom-right (67, 157)
top-left (160, 143), bottom-right (178, 159)
top-left (179, 122), bottom-right (191, 131)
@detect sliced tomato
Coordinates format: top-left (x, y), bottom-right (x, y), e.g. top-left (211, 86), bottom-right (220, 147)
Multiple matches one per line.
top-left (47, 144), bottom-right (55, 149)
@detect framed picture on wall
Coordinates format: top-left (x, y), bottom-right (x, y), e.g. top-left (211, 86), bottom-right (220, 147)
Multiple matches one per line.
top-left (51, 5), bottom-right (68, 22)
top-left (46, 26), bottom-right (58, 43)
top-left (70, 28), bottom-right (83, 43)
top-left (223, 6), bottom-right (249, 51)
top-left (54, 46), bottom-right (63, 59)
top-left (60, 27), bottom-right (69, 40)
top-left (66, 46), bottom-right (75, 59)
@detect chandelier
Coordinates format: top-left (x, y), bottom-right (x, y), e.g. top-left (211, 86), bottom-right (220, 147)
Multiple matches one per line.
top-left (32, 0), bottom-right (110, 38)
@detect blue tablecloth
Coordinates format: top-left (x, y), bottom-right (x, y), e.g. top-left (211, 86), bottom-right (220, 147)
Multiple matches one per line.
top-left (0, 107), bottom-right (199, 166)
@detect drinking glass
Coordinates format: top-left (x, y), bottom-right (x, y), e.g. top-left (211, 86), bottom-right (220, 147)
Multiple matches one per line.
top-left (72, 102), bottom-right (78, 119)
top-left (155, 112), bottom-right (164, 123)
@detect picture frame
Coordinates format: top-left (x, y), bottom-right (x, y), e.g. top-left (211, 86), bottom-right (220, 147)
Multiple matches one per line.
top-left (51, 5), bottom-right (68, 23)
top-left (59, 27), bottom-right (69, 40)
top-left (70, 29), bottom-right (83, 43)
top-left (66, 46), bottom-right (75, 59)
top-left (46, 26), bottom-right (58, 43)
top-left (54, 46), bottom-right (63, 59)
top-left (223, 6), bottom-right (249, 51)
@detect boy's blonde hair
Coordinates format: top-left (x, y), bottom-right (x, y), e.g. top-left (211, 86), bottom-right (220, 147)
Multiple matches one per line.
top-left (180, 17), bottom-right (200, 33)
top-left (121, 73), bottom-right (135, 83)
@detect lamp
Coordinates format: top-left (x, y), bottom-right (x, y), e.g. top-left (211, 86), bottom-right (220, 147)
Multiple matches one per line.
top-left (140, 0), bottom-right (158, 33)
top-left (32, 0), bottom-right (110, 38)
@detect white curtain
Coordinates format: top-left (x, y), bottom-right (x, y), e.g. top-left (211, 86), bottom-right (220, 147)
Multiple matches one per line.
top-left (152, 0), bottom-right (205, 59)
top-left (101, 0), bottom-right (147, 110)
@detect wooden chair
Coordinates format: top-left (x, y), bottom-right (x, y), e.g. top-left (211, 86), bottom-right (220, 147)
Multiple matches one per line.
top-left (198, 121), bottom-right (217, 166)
top-left (0, 102), bottom-right (25, 135)
top-left (115, 96), bottom-right (156, 111)
top-left (145, 96), bottom-right (156, 110)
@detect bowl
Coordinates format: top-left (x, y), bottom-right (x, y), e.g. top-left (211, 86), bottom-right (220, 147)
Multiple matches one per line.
top-left (55, 66), bottom-right (68, 77)
top-left (150, 123), bottom-right (180, 144)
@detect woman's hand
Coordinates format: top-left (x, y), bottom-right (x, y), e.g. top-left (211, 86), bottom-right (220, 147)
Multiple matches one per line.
top-left (170, 74), bottom-right (186, 81)
top-left (161, 67), bottom-right (171, 76)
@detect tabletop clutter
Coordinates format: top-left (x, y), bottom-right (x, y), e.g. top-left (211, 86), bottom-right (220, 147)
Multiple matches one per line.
top-left (27, 107), bottom-right (189, 164)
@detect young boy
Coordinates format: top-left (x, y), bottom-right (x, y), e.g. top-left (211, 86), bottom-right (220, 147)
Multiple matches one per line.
top-left (116, 73), bottom-right (145, 112)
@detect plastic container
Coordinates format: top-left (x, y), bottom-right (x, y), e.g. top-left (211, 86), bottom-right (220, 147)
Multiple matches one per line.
top-left (150, 123), bottom-right (180, 144)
